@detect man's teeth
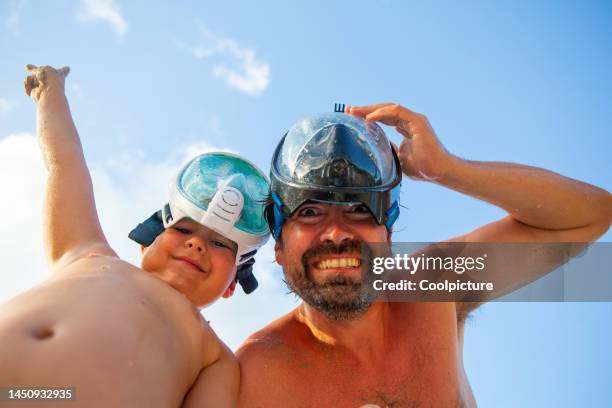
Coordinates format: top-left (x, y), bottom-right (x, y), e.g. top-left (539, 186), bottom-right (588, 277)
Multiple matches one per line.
top-left (316, 258), bottom-right (361, 270)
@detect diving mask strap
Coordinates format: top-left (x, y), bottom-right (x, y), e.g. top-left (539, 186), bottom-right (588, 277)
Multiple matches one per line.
top-left (384, 201), bottom-right (400, 231)
top-left (269, 191), bottom-right (287, 240)
top-left (128, 210), bottom-right (165, 247)
top-left (236, 256), bottom-right (258, 294)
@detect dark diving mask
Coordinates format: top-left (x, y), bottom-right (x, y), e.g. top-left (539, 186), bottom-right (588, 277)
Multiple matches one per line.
top-left (267, 112), bottom-right (402, 239)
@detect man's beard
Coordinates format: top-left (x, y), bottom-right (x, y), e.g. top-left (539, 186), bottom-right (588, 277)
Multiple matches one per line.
top-left (283, 239), bottom-right (380, 321)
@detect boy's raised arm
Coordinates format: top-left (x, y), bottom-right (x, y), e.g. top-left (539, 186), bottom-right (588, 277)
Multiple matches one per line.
top-left (25, 65), bottom-right (116, 268)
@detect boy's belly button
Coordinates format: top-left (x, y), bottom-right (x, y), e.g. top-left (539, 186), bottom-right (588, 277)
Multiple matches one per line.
top-left (30, 325), bottom-right (56, 340)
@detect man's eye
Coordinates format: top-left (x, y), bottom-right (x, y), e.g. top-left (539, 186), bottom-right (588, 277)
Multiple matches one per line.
top-left (174, 227), bottom-right (192, 235)
top-left (346, 204), bottom-right (374, 221)
top-left (298, 207), bottom-right (321, 217)
top-left (350, 205), bottom-right (370, 213)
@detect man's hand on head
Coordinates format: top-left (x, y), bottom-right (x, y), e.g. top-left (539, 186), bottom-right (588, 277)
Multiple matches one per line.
top-left (348, 103), bottom-right (455, 182)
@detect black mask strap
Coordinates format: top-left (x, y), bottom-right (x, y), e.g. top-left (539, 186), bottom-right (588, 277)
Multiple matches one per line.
top-left (236, 257), bottom-right (258, 294)
top-left (128, 210), bottom-right (165, 247)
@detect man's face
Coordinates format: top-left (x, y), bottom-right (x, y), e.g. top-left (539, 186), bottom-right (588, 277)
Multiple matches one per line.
top-left (141, 218), bottom-right (238, 307)
top-left (275, 202), bottom-right (391, 320)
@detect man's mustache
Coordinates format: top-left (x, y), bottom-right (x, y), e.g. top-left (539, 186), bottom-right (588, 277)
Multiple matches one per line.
top-left (302, 239), bottom-right (373, 267)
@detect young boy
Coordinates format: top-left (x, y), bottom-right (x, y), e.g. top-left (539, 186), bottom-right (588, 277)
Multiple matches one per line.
top-left (0, 65), bottom-right (270, 407)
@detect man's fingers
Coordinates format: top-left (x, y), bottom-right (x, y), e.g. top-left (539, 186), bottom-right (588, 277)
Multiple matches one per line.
top-left (349, 103), bottom-right (427, 141)
top-left (350, 103), bottom-right (420, 130)
top-left (347, 103), bottom-right (394, 117)
top-left (366, 105), bottom-right (424, 138)
top-left (363, 105), bottom-right (407, 126)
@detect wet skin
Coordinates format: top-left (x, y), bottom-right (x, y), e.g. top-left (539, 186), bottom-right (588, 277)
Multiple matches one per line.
top-left (237, 203), bottom-right (476, 407)
top-left (0, 220), bottom-right (240, 408)
top-left (0, 254), bottom-right (214, 408)
top-left (0, 65), bottom-right (241, 408)
top-left (237, 101), bottom-right (610, 407)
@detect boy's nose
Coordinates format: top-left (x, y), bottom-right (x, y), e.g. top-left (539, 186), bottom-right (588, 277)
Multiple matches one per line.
top-left (185, 240), bottom-right (204, 253)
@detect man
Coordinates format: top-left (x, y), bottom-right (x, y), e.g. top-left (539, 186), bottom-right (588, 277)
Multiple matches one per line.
top-left (237, 103), bottom-right (611, 407)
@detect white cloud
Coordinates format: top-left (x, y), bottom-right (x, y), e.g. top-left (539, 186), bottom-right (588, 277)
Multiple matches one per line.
top-left (0, 98), bottom-right (17, 115)
top-left (180, 24), bottom-right (271, 96)
top-left (76, 0), bottom-right (128, 38)
top-left (5, 0), bottom-right (27, 34)
top-left (0, 134), bottom-right (48, 300)
top-left (0, 132), bottom-right (293, 350)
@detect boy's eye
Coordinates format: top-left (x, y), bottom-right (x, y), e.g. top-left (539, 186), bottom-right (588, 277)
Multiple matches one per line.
top-left (212, 240), bottom-right (229, 249)
top-left (174, 227), bottom-right (192, 235)
top-left (212, 239), bottom-right (238, 255)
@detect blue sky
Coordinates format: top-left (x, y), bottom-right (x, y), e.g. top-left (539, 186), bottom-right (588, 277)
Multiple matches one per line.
top-left (1, 1), bottom-right (611, 407)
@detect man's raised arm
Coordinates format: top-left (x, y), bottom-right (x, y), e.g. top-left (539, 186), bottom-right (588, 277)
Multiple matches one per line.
top-left (349, 103), bottom-right (611, 315)
top-left (348, 103), bottom-right (611, 243)
top-left (25, 65), bottom-right (115, 268)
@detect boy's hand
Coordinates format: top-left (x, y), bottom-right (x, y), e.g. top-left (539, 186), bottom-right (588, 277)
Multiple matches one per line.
top-left (24, 64), bottom-right (70, 102)
top-left (348, 103), bottom-right (455, 182)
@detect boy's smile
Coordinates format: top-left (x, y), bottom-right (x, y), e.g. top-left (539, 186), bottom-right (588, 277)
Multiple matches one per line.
top-left (173, 256), bottom-right (207, 274)
top-left (141, 219), bottom-right (238, 307)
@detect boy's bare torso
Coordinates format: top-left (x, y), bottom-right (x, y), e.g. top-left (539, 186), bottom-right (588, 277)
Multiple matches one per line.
top-left (0, 255), bottom-right (218, 408)
top-left (238, 302), bottom-right (476, 408)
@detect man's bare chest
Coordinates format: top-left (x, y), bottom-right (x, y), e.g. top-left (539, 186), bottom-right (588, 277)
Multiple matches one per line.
top-left (277, 345), bottom-right (468, 408)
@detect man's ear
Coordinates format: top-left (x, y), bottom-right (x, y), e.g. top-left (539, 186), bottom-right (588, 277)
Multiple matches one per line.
top-left (222, 280), bottom-right (236, 299)
top-left (274, 240), bottom-right (284, 266)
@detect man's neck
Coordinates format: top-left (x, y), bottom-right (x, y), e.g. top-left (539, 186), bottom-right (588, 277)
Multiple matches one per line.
top-left (295, 302), bottom-right (391, 361)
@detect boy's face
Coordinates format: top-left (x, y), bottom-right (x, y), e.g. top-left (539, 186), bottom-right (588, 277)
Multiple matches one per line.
top-left (140, 218), bottom-right (238, 307)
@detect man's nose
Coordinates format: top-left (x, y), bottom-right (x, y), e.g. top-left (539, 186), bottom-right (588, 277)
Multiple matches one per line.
top-left (319, 219), bottom-right (354, 245)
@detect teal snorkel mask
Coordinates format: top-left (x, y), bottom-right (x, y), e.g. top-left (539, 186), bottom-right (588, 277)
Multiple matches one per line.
top-left (266, 110), bottom-right (402, 240)
top-left (129, 152), bottom-right (270, 294)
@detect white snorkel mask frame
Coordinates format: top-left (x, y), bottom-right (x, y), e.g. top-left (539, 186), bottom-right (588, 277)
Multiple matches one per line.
top-left (128, 152), bottom-right (270, 294)
top-left (162, 179), bottom-right (268, 265)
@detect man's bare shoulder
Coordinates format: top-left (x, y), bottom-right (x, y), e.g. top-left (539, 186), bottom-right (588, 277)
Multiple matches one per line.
top-left (237, 307), bottom-right (301, 361)
top-left (237, 308), bottom-right (308, 407)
